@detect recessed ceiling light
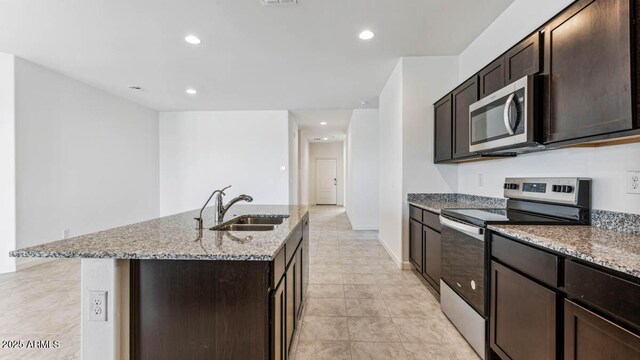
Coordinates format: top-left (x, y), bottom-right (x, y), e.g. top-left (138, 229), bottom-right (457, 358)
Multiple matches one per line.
top-left (320, 122), bottom-right (327, 126)
top-left (184, 35), bottom-right (201, 45)
top-left (360, 100), bottom-right (369, 106)
top-left (358, 30), bottom-right (375, 40)
top-left (186, 88), bottom-right (197, 95)
top-left (322, 137), bottom-right (329, 141)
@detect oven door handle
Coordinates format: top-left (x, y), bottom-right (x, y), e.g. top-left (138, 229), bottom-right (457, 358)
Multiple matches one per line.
top-left (439, 216), bottom-right (485, 241)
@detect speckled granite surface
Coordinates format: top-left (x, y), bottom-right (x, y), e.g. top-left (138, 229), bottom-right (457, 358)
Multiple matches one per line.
top-left (407, 193), bottom-right (507, 213)
top-left (489, 224), bottom-right (640, 279)
top-left (10, 205), bottom-right (309, 261)
top-left (591, 209), bottom-right (640, 233)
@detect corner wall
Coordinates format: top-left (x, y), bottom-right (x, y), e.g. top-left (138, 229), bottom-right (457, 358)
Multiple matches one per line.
top-left (0, 54), bottom-right (16, 273)
top-left (14, 58), bottom-right (160, 254)
top-left (346, 109), bottom-right (379, 230)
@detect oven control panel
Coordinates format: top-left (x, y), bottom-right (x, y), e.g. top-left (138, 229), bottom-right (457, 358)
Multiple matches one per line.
top-left (503, 177), bottom-right (590, 206)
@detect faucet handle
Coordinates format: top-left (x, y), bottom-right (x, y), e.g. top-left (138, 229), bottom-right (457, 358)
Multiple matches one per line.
top-left (220, 185), bottom-right (232, 195)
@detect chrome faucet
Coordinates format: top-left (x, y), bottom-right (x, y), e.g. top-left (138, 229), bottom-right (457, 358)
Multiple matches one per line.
top-left (215, 186), bottom-right (253, 223)
top-left (194, 185), bottom-right (254, 229)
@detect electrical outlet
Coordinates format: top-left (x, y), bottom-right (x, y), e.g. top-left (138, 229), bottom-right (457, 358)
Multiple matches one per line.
top-left (628, 171), bottom-right (640, 194)
top-left (63, 229), bottom-right (71, 239)
top-left (478, 174), bottom-right (484, 187)
top-left (89, 291), bottom-right (107, 321)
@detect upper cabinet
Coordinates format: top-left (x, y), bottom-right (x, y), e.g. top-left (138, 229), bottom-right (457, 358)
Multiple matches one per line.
top-left (433, 94), bottom-right (453, 163)
top-left (505, 32), bottom-right (542, 85)
top-left (432, 0), bottom-right (640, 164)
top-left (452, 76), bottom-right (479, 160)
top-left (542, 0), bottom-right (638, 144)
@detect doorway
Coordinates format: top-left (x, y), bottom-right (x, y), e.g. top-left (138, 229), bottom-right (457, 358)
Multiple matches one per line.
top-left (316, 159), bottom-right (337, 205)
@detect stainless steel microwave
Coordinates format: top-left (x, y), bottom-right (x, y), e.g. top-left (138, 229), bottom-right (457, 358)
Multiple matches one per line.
top-left (469, 75), bottom-right (542, 154)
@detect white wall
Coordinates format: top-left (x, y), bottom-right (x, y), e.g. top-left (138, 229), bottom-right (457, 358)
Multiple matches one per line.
top-left (346, 109), bottom-right (379, 230)
top-left (14, 58), bottom-right (160, 253)
top-left (456, 0), bottom-right (640, 215)
top-left (159, 111), bottom-right (290, 216)
top-left (288, 113), bottom-right (299, 204)
top-left (0, 54), bottom-right (16, 273)
top-left (378, 61), bottom-right (405, 265)
top-left (308, 141), bottom-right (344, 206)
top-left (299, 132), bottom-right (310, 205)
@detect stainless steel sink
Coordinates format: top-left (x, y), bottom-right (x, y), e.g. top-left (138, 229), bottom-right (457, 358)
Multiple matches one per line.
top-left (213, 224), bottom-right (276, 232)
top-left (234, 216), bottom-right (288, 225)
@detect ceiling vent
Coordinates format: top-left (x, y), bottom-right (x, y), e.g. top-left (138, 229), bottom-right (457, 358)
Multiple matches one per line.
top-left (313, 137), bottom-right (322, 141)
top-left (261, 0), bottom-right (297, 6)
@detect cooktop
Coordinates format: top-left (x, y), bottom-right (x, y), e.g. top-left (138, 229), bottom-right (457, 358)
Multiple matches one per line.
top-left (441, 208), bottom-right (576, 227)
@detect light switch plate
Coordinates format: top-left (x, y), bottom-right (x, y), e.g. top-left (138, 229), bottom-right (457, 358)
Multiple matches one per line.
top-left (89, 290), bottom-right (107, 321)
top-left (628, 171), bottom-right (640, 194)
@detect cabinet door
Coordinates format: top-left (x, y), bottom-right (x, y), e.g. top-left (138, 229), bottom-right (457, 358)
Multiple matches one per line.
top-left (564, 300), bottom-right (640, 360)
top-left (285, 258), bottom-right (296, 355)
top-left (452, 76), bottom-right (479, 159)
top-left (505, 32), bottom-right (541, 84)
top-left (295, 244), bottom-right (303, 320)
top-left (490, 261), bottom-right (556, 360)
top-left (543, 0), bottom-right (633, 143)
top-left (272, 279), bottom-right (286, 360)
top-left (423, 226), bottom-right (441, 291)
top-left (409, 219), bottom-right (423, 272)
top-left (434, 94), bottom-right (453, 163)
top-left (479, 57), bottom-right (505, 98)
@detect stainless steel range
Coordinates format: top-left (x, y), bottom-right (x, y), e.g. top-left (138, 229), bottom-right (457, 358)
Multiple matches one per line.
top-left (439, 177), bottom-right (591, 359)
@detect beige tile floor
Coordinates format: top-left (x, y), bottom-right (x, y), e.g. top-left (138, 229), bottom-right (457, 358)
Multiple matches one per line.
top-left (0, 206), bottom-right (478, 359)
top-left (291, 206), bottom-right (479, 360)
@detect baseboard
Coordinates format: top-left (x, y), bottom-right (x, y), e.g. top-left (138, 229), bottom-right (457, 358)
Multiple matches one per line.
top-left (351, 224), bottom-right (379, 231)
top-left (16, 257), bottom-right (54, 271)
top-left (401, 261), bottom-right (413, 270)
top-left (377, 234), bottom-right (404, 269)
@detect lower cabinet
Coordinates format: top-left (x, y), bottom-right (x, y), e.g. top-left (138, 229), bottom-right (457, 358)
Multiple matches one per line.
top-left (271, 214), bottom-right (309, 360)
top-left (490, 260), bottom-right (557, 360)
top-left (564, 299), bottom-right (640, 360)
top-left (423, 226), bottom-right (441, 291)
top-left (271, 279), bottom-right (286, 360)
top-left (409, 218), bottom-right (423, 273)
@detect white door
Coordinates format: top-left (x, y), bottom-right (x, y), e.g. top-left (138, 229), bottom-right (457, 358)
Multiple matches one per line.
top-left (316, 159), bottom-right (337, 205)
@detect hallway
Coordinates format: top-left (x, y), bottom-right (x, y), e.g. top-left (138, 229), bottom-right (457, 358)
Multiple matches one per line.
top-left (293, 206), bottom-right (477, 359)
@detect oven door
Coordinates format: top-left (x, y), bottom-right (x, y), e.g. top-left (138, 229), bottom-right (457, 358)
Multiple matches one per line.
top-left (440, 215), bottom-right (486, 316)
top-left (469, 75), bottom-right (534, 153)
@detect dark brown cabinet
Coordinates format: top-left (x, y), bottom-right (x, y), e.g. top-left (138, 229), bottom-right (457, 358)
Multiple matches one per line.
top-left (479, 58), bottom-right (505, 98)
top-left (272, 277), bottom-right (286, 360)
top-left (543, 0), bottom-right (637, 144)
top-left (505, 32), bottom-right (541, 85)
top-left (408, 206), bottom-right (441, 292)
top-left (452, 76), bottom-right (479, 159)
top-left (409, 218), bottom-right (423, 273)
top-left (285, 257), bottom-right (295, 353)
top-left (423, 226), bottom-right (441, 290)
top-left (564, 300), bottom-right (640, 360)
top-left (434, 94), bottom-right (453, 163)
top-left (294, 245), bottom-right (303, 320)
top-left (490, 260), bottom-right (557, 360)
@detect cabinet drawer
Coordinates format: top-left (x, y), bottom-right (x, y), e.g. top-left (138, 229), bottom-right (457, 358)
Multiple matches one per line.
top-left (409, 206), bottom-right (422, 222)
top-left (422, 210), bottom-right (441, 232)
top-left (491, 233), bottom-right (558, 287)
top-left (565, 260), bottom-right (640, 329)
top-left (285, 223), bottom-right (303, 265)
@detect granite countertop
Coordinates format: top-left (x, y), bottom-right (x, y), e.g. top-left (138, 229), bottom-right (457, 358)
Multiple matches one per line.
top-left (408, 193), bottom-right (507, 214)
top-left (489, 224), bottom-right (640, 279)
top-left (10, 205), bottom-right (309, 261)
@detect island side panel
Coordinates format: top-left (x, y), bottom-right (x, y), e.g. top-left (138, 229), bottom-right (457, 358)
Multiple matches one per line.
top-left (130, 259), bottom-right (271, 360)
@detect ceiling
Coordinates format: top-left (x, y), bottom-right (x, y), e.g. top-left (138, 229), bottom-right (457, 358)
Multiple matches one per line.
top-left (0, 0), bottom-right (513, 112)
top-left (291, 109), bottom-right (353, 142)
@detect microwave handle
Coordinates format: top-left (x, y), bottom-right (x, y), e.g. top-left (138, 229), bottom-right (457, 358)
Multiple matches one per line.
top-left (503, 93), bottom-right (516, 135)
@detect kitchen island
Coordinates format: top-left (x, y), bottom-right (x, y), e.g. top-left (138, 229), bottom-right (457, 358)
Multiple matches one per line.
top-left (10, 204), bottom-right (310, 360)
